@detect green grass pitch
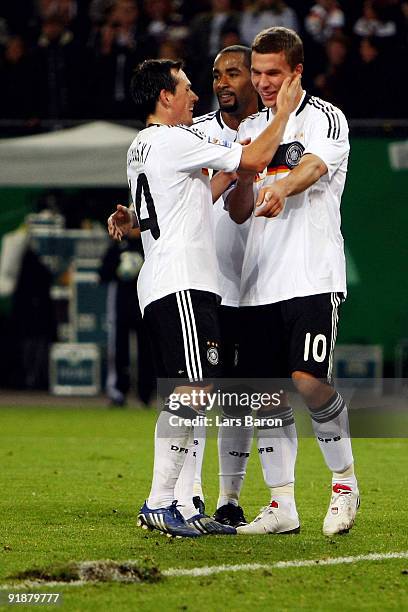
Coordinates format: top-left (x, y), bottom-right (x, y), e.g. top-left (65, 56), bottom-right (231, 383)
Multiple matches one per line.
top-left (1, 405), bottom-right (408, 611)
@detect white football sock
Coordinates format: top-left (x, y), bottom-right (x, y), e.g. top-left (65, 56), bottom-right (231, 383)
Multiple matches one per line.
top-left (147, 407), bottom-right (193, 509)
top-left (217, 417), bottom-right (253, 509)
top-left (309, 391), bottom-right (354, 474)
top-left (332, 463), bottom-right (358, 492)
top-left (256, 408), bottom-right (298, 494)
top-left (270, 483), bottom-right (298, 518)
top-left (174, 423), bottom-right (206, 518)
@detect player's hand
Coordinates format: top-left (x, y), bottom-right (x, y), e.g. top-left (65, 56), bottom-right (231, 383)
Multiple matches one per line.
top-left (107, 204), bottom-right (133, 240)
top-left (255, 182), bottom-right (287, 218)
top-left (276, 74), bottom-right (302, 116)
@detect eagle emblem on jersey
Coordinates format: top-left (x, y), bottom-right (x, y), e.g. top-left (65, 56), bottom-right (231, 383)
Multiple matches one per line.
top-left (207, 347), bottom-right (219, 366)
top-left (285, 142), bottom-right (304, 169)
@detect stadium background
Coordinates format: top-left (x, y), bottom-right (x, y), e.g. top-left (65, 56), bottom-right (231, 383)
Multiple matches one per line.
top-left (0, 0), bottom-right (407, 394)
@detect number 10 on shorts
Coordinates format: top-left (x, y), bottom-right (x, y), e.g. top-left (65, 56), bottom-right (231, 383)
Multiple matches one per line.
top-left (304, 333), bottom-right (327, 363)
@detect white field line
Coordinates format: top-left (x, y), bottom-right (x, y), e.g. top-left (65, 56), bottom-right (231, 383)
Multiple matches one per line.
top-left (0, 580), bottom-right (87, 590)
top-left (0, 551), bottom-right (407, 589)
top-left (163, 551), bottom-right (408, 577)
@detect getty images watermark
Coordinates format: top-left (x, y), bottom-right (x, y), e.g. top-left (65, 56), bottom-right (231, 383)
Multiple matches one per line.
top-left (156, 377), bottom-right (408, 438)
top-left (166, 388), bottom-right (284, 428)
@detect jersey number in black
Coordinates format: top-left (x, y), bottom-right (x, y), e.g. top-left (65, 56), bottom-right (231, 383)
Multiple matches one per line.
top-left (135, 173), bottom-right (160, 240)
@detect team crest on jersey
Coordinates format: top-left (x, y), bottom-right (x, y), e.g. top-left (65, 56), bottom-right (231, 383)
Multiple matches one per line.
top-left (207, 346), bottom-right (219, 365)
top-left (207, 136), bottom-right (232, 148)
top-left (285, 142), bottom-right (304, 168)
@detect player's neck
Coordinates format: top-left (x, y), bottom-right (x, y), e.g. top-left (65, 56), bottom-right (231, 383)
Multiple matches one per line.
top-left (146, 113), bottom-right (170, 127)
top-left (221, 102), bottom-right (258, 131)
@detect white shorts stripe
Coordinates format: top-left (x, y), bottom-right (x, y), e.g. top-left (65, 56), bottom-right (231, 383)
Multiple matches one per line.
top-left (175, 290), bottom-right (205, 383)
top-left (327, 293), bottom-right (341, 380)
top-left (185, 290), bottom-right (203, 380)
top-left (176, 292), bottom-right (194, 382)
top-left (180, 291), bottom-right (199, 381)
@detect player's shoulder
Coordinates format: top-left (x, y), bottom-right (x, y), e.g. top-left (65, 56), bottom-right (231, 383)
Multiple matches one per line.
top-left (306, 95), bottom-right (346, 117)
top-left (195, 110), bottom-right (238, 142)
top-left (139, 123), bottom-right (207, 142)
top-left (238, 107), bottom-right (270, 131)
top-left (140, 123), bottom-right (208, 147)
top-left (194, 110), bottom-right (231, 138)
top-left (129, 123), bottom-right (166, 144)
top-left (127, 128), bottom-right (144, 154)
top-left (305, 95), bottom-right (348, 135)
top-left (193, 110), bottom-right (219, 127)
top-left (302, 95), bottom-right (348, 140)
top-left (172, 124), bottom-right (207, 140)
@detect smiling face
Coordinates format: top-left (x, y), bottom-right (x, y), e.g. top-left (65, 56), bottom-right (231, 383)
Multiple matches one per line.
top-left (168, 69), bottom-right (198, 126)
top-left (251, 50), bottom-right (300, 109)
top-left (213, 52), bottom-right (255, 115)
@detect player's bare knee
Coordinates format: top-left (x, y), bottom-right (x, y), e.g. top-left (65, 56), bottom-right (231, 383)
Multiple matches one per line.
top-left (292, 370), bottom-right (334, 408)
top-left (256, 390), bottom-right (289, 413)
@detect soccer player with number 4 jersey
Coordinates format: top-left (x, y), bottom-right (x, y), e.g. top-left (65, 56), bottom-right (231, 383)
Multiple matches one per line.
top-left (227, 27), bottom-right (359, 536)
top-left (109, 58), bottom-right (301, 537)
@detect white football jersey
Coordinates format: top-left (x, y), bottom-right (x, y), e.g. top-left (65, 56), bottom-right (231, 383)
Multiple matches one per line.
top-left (194, 110), bottom-right (250, 308)
top-left (127, 123), bottom-right (242, 314)
top-left (237, 92), bottom-right (349, 306)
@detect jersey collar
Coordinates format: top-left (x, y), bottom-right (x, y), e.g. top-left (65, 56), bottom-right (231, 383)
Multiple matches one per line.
top-left (266, 90), bottom-right (309, 121)
top-left (295, 91), bottom-right (310, 116)
top-left (215, 109), bottom-right (224, 129)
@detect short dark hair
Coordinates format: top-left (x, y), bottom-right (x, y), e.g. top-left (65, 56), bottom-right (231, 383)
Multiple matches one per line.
top-left (130, 59), bottom-right (183, 123)
top-left (217, 45), bottom-right (252, 70)
top-left (252, 27), bottom-right (304, 70)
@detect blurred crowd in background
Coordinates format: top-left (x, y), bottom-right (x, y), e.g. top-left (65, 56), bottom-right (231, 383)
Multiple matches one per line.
top-left (1, 1), bottom-right (407, 398)
top-left (1, 0), bottom-right (407, 127)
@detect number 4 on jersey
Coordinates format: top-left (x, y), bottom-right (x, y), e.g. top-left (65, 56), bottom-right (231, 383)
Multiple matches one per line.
top-left (134, 173), bottom-right (160, 240)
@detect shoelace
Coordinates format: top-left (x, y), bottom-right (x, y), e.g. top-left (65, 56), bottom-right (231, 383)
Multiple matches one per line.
top-left (253, 506), bottom-right (273, 522)
top-left (331, 491), bottom-right (352, 510)
top-left (169, 500), bottom-right (185, 521)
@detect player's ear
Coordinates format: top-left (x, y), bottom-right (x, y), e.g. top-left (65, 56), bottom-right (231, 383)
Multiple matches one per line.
top-left (294, 64), bottom-right (303, 76)
top-left (159, 88), bottom-right (172, 109)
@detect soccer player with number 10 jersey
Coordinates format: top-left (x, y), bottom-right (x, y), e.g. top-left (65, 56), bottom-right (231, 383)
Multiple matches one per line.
top-left (227, 27), bottom-right (359, 536)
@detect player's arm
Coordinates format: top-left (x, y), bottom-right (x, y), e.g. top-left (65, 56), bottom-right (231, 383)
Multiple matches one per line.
top-left (107, 204), bottom-right (139, 241)
top-left (226, 171), bottom-right (256, 224)
top-left (255, 153), bottom-right (327, 218)
top-left (238, 75), bottom-right (301, 173)
top-left (210, 171), bottom-right (238, 202)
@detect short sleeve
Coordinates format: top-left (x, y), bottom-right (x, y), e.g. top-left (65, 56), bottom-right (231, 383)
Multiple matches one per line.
top-left (170, 125), bottom-right (242, 173)
top-left (303, 106), bottom-right (349, 180)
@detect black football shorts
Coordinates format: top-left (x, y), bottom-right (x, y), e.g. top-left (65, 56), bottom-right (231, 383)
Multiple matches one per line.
top-left (238, 292), bottom-right (345, 382)
top-left (143, 289), bottom-right (222, 382)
